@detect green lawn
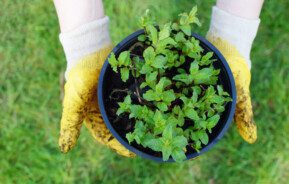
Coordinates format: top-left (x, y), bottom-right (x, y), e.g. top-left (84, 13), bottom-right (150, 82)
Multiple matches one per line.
top-left (0, 0), bottom-right (288, 183)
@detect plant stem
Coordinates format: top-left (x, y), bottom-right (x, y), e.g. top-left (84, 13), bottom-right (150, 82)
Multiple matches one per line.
top-left (130, 58), bottom-right (142, 103)
top-left (109, 88), bottom-right (129, 100)
top-left (128, 42), bottom-right (144, 52)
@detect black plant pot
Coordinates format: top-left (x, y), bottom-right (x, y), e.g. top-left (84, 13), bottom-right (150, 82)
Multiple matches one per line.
top-left (98, 29), bottom-right (236, 162)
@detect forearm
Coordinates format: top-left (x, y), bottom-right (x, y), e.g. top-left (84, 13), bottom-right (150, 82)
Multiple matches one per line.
top-left (217, 0), bottom-right (264, 20)
top-left (54, 0), bottom-right (105, 33)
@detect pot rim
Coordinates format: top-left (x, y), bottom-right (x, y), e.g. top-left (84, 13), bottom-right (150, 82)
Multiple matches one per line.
top-left (98, 29), bottom-right (236, 162)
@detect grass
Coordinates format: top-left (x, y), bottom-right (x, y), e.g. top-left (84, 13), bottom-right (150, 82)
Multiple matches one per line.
top-left (0, 0), bottom-right (288, 183)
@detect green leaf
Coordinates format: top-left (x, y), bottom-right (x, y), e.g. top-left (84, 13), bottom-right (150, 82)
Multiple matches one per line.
top-left (172, 22), bottom-right (180, 31)
top-left (180, 24), bottom-right (191, 36)
top-left (156, 77), bottom-right (172, 93)
top-left (138, 34), bottom-right (146, 42)
top-left (126, 133), bottom-right (134, 144)
top-left (162, 146), bottom-right (172, 161)
top-left (124, 95), bottom-right (132, 104)
top-left (199, 131), bottom-right (209, 145)
top-left (152, 55), bottom-right (167, 68)
top-left (146, 138), bottom-right (162, 152)
top-left (189, 6), bottom-right (198, 18)
top-left (129, 105), bottom-right (143, 119)
top-left (162, 90), bottom-right (176, 103)
top-left (157, 37), bottom-right (177, 49)
top-left (142, 133), bottom-right (155, 147)
top-left (177, 68), bottom-right (186, 74)
top-left (175, 32), bottom-right (186, 43)
top-left (184, 108), bottom-right (199, 121)
top-left (140, 64), bottom-right (153, 74)
top-left (140, 82), bottom-right (148, 89)
top-left (217, 85), bottom-right (224, 95)
top-left (198, 120), bottom-right (207, 129)
top-left (172, 149), bottom-right (186, 162)
top-left (193, 67), bottom-right (219, 85)
top-left (193, 140), bottom-right (202, 152)
top-left (117, 95), bottom-right (131, 115)
top-left (120, 68), bottom-right (130, 82)
top-left (139, 9), bottom-right (156, 28)
top-left (207, 115), bottom-right (220, 129)
top-left (116, 108), bottom-right (125, 116)
top-left (199, 52), bottom-right (214, 66)
top-left (162, 124), bottom-right (173, 140)
top-left (159, 23), bottom-right (171, 40)
top-left (167, 116), bottom-right (179, 126)
top-left (118, 51), bottom-right (131, 66)
top-left (143, 46), bottom-right (155, 65)
top-left (146, 25), bottom-right (158, 45)
top-left (156, 102), bottom-right (168, 111)
top-left (153, 110), bottom-right (166, 135)
top-left (189, 61), bottom-right (199, 74)
top-left (173, 105), bottom-right (182, 114)
top-left (143, 90), bottom-right (158, 101)
top-left (172, 136), bottom-right (188, 148)
top-left (179, 13), bottom-right (189, 25)
top-left (173, 73), bottom-right (192, 85)
top-left (108, 53), bottom-right (118, 72)
top-left (146, 71), bottom-right (158, 83)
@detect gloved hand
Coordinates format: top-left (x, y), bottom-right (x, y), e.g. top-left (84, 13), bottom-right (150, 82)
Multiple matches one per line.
top-left (206, 6), bottom-right (260, 143)
top-left (54, 0), bottom-right (135, 156)
top-left (59, 44), bottom-right (134, 157)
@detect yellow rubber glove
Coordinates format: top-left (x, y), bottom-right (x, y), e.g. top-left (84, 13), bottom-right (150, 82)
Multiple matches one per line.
top-left (206, 35), bottom-right (257, 143)
top-left (59, 46), bottom-right (135, 157)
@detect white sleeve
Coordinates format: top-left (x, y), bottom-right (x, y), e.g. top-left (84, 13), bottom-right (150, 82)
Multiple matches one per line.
top-left (207, 6), bottom-right (261, 68)
top-left (59, 16), bottom-right (111, 73)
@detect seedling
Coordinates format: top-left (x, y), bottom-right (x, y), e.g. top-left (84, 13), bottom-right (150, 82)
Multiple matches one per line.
top-left (108, 6), bottom-right (231, 162)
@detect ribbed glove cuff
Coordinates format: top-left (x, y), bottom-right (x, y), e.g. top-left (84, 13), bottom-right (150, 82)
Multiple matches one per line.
top-left (59, 16), bottom-right (111, 77)
top-left (207, 6), bottom-right (260, 68)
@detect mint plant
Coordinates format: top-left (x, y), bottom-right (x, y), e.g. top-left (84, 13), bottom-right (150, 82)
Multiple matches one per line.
top-left (108, 6), bottom-right (231, 162)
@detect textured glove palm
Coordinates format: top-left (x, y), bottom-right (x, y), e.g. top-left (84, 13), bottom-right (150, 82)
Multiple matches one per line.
top-left (59, 46), bottom-right (135, 157)
top-left (207, 35), bottom-right (257, 143)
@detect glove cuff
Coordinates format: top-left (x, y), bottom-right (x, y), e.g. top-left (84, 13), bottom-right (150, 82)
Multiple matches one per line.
top-left (207, 6), bottom-right (261, 69)
top-left (59, 16), bottom-right (112, 76)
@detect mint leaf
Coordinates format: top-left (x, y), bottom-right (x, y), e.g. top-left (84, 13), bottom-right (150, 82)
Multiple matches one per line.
top-left (200, 132), bottom-right (209, 145)
top-left (126, 133), bottom-right (134, 143)
top-left (172, 149), bottom-right (187, 162)
top-left (108, 53), bottom-right (118, 72)
top-left (159, 23), bottom-right (171, 40)
top-left (173, 73), bottom-right (192, 85)
top-left (162, 146), bottom-right (172, 161)
top-left (117, 95), bottom-right (131, 115)
top-left (184, 108), bottom-right (199, 121)
top-left (153, 111), bottom-right (166, 135)
top-left (162, 90), bottom-right (176, 103)
top-left (138, 34), bottom-right (146, 42)
top-left (143, 46), bottom-right (155, 65)
top-left (118, 51), bottom-right (131, 66)
top-left (146, 25), bottom-right (158, 45)
top-left (207, 114), bottom-right (220, 129)
top-left (162, 124), bottom-right (173, 140)
top-left (175, 32), bottom-right (186, 43)
top-left (120, 68), bottom-right (130, 82)
top-left (180, 24), bottom-right (191, 36)
top-left (172, 136), bottom-right (187, 149)
top-left (146, 138), bottom-right (162, 152)
top-left (156, 102), bottom-right (168, 111)
top-left (143, 90), bottom-right (159, 101)
top-left (152, 55), bottom-right (167, 68)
